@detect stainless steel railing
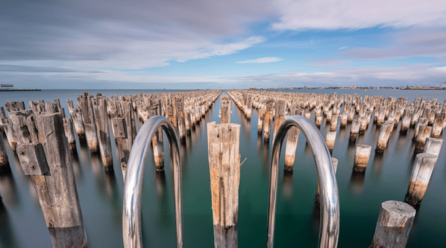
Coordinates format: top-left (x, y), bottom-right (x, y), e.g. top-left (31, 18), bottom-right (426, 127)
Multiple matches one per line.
top-left (267, 115), bottom-right (340, 248)
top-left (122, 116), bottom-right (183, 248)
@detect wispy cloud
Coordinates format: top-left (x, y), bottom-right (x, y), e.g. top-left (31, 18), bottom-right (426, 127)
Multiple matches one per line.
top-left (237, 57), bottom-right (282, 64)
top-left (272, 0), bottom-right (446, 30)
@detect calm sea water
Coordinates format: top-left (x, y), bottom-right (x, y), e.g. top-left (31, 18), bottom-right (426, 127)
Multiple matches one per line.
top-left (0, 89), bottom-right (445, 247)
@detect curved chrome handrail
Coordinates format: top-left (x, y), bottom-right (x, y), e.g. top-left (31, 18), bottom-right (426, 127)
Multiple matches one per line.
top-left (123, 116), bottom-right (183, 248)
top-left (267, 115), bottom-right (340, 248)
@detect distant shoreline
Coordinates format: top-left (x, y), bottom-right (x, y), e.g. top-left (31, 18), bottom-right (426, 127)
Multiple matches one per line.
top-left (0, 89), bottom-right (41, 91)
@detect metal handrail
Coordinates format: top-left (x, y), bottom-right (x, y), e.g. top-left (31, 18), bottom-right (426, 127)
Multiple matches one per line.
top-left (267, 115), bottom-right (340, 248)
top-left (123, 116), bottom-right (183, 248)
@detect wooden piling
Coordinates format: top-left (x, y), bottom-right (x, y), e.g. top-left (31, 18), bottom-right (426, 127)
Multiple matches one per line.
top-left (67, 99), bottom-right (86, 140)
top-left (16, 113), bottom-right (87, 248)
top-left (330, 114), bottom-right (338, 131)
top-left (78, 93), bottom-right (99, 153)
top-left (370, 201), bottom-right (415, 248)
top-left (263, 99), bottom-right (274, 142)
top-left (92, 97), bottom-right (113, 171)
top-left (405, 153), bottom-right (437, 206)
top-left (349, 119), bottom-right (360, 141)
top-left (63, 118), bottom-right (77, 151)
top-left (111, 101), bottom-right (134, 180)
top-left (353, 144), bottom-right (371, 172)
top-left (0, 135), bottom-right (10, 172)
top-left (221, 95), bottom-right (231, 124)
top-left (273, 100), bottom-right (286, 140)
top-left (284, 127), bottom-right (300, 171)
top-left (414, 126), bottom-right (432, 153)
top-left (432, 113), bottom-right (445, 138)
top-left (207, 122), bottom-right (241, 248)
top-left (325, 131), bottom-right (336, 152)
top-left (375, 121), bottom-right (393, 153)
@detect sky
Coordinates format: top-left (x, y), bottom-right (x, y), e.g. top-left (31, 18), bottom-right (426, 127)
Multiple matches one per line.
top-left (1, 0), bottom-right (446, 89)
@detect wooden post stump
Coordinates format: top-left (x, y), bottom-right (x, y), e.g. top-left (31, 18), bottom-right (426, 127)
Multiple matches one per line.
top-left (16, 113), bottom-right (87, 248)
top-left (375, 121), bottom-right (393, 153)
top-left (207, 122), bottom-right (241, 248)
top-left (67, 99), bottom-right (86, 140)
top-left (353, 144), bottom-right (371, 172)
top-left (78, 93), bottom-right (99, 153)
top-left (63, 118), bottom-right (77, 151)
top-left (315, 116), bottom-right (323, 127)
top-left (330, 114), bottom-right (338, 131)
top-left (405, 153), bottom-right (437, 206)
top-left (284, 127), bottom-right (300, 171)
top-left (350, 119), bottom-right (360, 141)
top-left (92, 98), bottom-right (113, 171)
top-left (273, 100), bottom-right (286, 140)
top-left (0, 135), bottom-right (10, 172)
top-left (221, 95), bottom-right (231, 124)
top-left (325, 131), bottom-right (336, 152)
top-left (263, 99), bottom-right (274, 142)
top-left (414, 126), bottom-right (432, 153)
top-left (370, 201), bottom-right (415, 248)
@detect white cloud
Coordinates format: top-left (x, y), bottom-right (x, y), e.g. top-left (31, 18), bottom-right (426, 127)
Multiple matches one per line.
top-left (272, 0), bottom-right (446, 30)
top-left (237, 57), bottom-right (282, 64)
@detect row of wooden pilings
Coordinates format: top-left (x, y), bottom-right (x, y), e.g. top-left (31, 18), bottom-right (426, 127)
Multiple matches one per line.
top-left (0, 90), bottom-right (221, 248)
top-left (224, 89), bottom-right (445, 248)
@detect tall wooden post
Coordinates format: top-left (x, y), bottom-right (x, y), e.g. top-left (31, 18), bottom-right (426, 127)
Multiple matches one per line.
top-left (176, 96), bottom-right (186, 141)
top-left (375, 121), bottom-right (393, 153)
top-left (63, 118), bottom-right (77, 151)
top-left (92, 97), bottom-right (113, 171)
top-left (353, 144), bottom-right (371, 172)
top-left (405, 153), bottom-right (437, 206)
top-left (0, 135), bottom-right (10, 172)
top-left (350, 119), bottom-right (360, 141)
top-left (221, 95), bottom-right (231, 124)
top-left (273, 100), bottom-right (286, 140)
top-left (207, 122), bottom-right (241, 248)
top-left (263, 99), bottom-right (274, 142)
top-left (67, 99), bottom-right (86, 140)
top-left (78, 93), bottom-right (99, 153)
top-left (325, 131), bottom-right (336, 152)
top-left (370, 201), bottom-right (415, 248)
top-left (414, 126), bottom-right (432, 153)
top-left (16, 113), bottom-right (87, 248)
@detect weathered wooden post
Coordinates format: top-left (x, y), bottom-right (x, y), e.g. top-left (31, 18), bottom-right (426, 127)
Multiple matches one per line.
top-left (375, 121), bottom-right (393, 153)
top-left (78, 93), bottom-right (99, 153)
top-left (1, 117), bottom-right (18, 151)
top-left (111, 101), bottom-right (134, 181)
top-left (325, 131), bottom-right (336, 152)
top-left (176, 96), bottom-right (186, 141)
top-left (413, 118), bottom-right (428, 140)
top-left (405, 153), bottom-right (437, 206)
top-left (263, 99), bottom-right (274, 142)
top-left (315, 116), bottom-right (323, 128)
top-left (432, 113), bottom-right (445, 138)
top-left (67, 99), bottom-right (86, 140)
top-left (184, 109), bottom-right (191, 134)
top-left (353, 144), bottom-right (371, 172)
top-left (16, 113), bottom-right (87, 248)
top-left (284, 127), bottom-right (300, 172)
top-left (207, 122), bottom-right (241, 248)
top-left (414, 126), bottom-right (432, 153)
top-left (273, 100), bottom-right (286, 140)
top-left (400, 109), bottom-right (412, 134)
top-left (63, 118), bottom-right (77, 151)
top-left (340, 112), bottom-right (348, 128)
top-left (349, 119), bottom-right (360, 141)
top-left (0, 135), bottom-right (10, 172)
top-left (245, 94), bottom-right (252, 120)
top-left (220, 95), bottom-right (231, 124)
top-left (330, 114), bottom-right (338, 131)
top-left (0, 107), bottom-right (6, 133)
top-left (149, 106), bottom-right (165, 171)
top-left (424, 137), bottom-right (443, 159)
top-left (258, 108), bottom-right (265, 134)
top-left (92, 97), bottom-right (113, 171)
top-left (370, 201), bottom-right (415, 248)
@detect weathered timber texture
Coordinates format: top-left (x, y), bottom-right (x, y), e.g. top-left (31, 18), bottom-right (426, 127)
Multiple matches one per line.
top-left (207, 122), bottom-right (241, 248)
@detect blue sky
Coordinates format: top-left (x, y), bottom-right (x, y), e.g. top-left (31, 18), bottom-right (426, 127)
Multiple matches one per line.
top-left (1, 0), bottom-right (446, 89)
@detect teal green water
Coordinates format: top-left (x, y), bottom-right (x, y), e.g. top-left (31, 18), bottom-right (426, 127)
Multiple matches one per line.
top-left (0, 89), bottom-right (445, 247)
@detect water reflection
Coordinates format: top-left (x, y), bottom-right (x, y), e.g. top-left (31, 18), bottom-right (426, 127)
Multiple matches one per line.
top-left (283, 171), bottom-right (293, 201)
top-left (71, 150), bottom-right (83, 180)
top-left (0, 201), bottom-right (19, 247)
top-left (371, 152), bottom-right (384, 177)
top-left (0, 172), bottom-right (19, 206)
top-left (349, 170), bottom-right (365, 195)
